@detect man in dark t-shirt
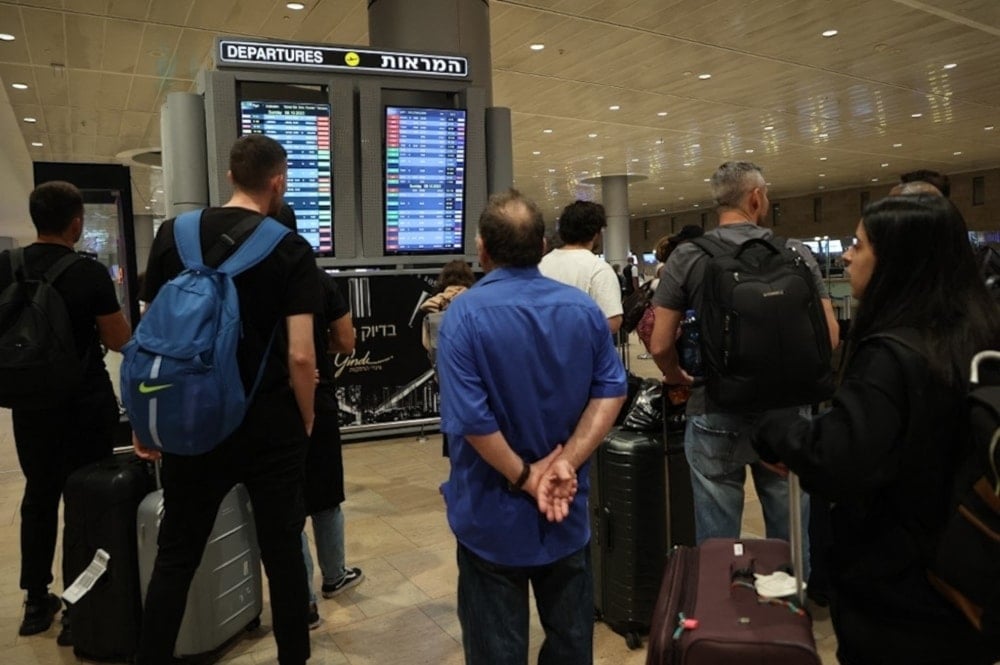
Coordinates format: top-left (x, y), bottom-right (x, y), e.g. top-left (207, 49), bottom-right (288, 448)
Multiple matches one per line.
top-left (133, 135), bottom-right (321, 665)
top-left (0, 181), bottom-right (131, 640)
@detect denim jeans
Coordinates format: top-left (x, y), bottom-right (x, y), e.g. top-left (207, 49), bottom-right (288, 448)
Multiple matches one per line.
top-left (302, 504), bottom-right (346, 603)
top-left (456, 543), bottom-right (593, 665)
top-left (685, 410), bottom-right (810, 575)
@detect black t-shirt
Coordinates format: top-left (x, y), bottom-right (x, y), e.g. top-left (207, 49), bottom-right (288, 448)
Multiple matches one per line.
top-left (315, 270), bottom-right (350, 385)
top-left (140, 207), bottom-right (322, 396)
top-left (0, 243), bottom-right (121, 383)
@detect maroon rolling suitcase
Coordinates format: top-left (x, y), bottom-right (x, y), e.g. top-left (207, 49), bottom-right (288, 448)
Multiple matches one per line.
top-left (646, 474), bottom-right (819, 665)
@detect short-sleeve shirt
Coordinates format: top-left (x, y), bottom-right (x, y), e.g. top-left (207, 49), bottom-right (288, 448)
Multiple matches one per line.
top-left (539, 248), bottom-right (624, 320)
top-left (140, 207), bottom-right (322, 397)
top-left (0, 244), bottom-right (121, 389)
top-left (651, 222), bottom-right (829, 414)
top-left (437, 266), bottom-right (627, 567)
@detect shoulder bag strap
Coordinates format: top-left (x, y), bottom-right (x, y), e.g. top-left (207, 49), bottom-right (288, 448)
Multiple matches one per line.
top-left (203, 213), bottom-right (265, 267)
top-left (218, 217), bottom-right (290, 278)
top-left (43, 252), bottom-right (85, 285)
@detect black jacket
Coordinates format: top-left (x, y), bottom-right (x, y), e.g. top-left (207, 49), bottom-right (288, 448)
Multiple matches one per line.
top-left (754, 336), bottom-right (996, 665)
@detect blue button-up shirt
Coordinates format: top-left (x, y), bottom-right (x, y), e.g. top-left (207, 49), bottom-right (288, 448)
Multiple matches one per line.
top-left (438, 266), bottom-right (627, 566)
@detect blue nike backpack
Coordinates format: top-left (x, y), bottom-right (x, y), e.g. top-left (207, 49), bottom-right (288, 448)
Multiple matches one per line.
top-left (121, 210), bottom-right (289, 455)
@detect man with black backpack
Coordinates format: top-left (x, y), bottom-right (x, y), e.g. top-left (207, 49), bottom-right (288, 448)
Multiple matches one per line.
top-left (648, 161), bottom-right (839, 550)
top-left (0, 181), bottom-right (131, 641)
top-left (132, 134), bottom-right (321, 665)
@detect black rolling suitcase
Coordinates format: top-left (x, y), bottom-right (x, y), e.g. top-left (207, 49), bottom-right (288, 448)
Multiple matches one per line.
top-left (63, 450), bottom-right (156, 661)
top-left (590, 427), bottom-right (668, 649)
top-left (663, 388), bottom-right (696, 547)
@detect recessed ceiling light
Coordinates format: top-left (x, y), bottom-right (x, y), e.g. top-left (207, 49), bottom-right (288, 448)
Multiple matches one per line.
top-left (588, 133), bottom-right (598, 138)
top-left (818, 132), bottom-right (829, 138)
top-left (23, 117), bottom-right (36, 123)
top-left (542, 128), bottom-right (552, 134)
top-left (893, 143), bottom-right (903, 147)
top-left (150, 198), bottom-right (157, 203)
top-left (145, 206), bottom-right (151, 210)
top-left (642, 202), bottom-right (648, 206)
top-left (693, 204), bottom-right (700, 208)
top-left (683, 162), bottom-right (692, 167)
top-left (819, 156), bottom-right (828, 161)
top-left (703, 178), bottom-right (710, 182)
top-left (657, 111), bottom-right (668, 117)
top-left (953, 151), bottom-right (963, 155)
top-left (698, 73), bottom-right (712, 80)
top-left (11, 82), bottom-right (28, 90)
top-left (821, 29), bottom-right (839, 37)
top-left (548, 168), bottom-right (556, 173)
top-left (691, 143), bottom-right (700, 148)
top-left (818, 185), bottom-right (826, 190)
top-left (660, 209), bottom-right (666, 212)
top-left (30, 142), bottom-right (43, 147)
top-left (881, 163), bottom-right (889, 167)
top-left (911, 112), bottom-right (923, 118)
top-left (609, 105), bottom-right (620, 111)
top-left (745, 149), bottom-right (754, 153)
top-left (530, 44), bottom-right (545, 51)
top-left (659, 186), bottom-right (665, 190)
top-left (631, 158), bottom-right (640, 162)
top-left (943, 63), bottom-right (957, 70)
top-left (678, 196), bottom-right (685, 201)
top-left (0, 33), bottom-right (15, 41)
top-left (581, 171), bottom-right (589, 175)
top-left (764, 125), bottom-right (774, 130)
top-left (532, 151), bottom-right (540, 155)
top-left (286, 2), bottom-right (305, 9)
top-left (655, 139), bottom-right (664, 145)
top-left (985, 125), bottom-right (995, 131)
top-left (596, 155), bottom-right (604, 160)
top-left (871, 178), bottom-right (879, 182)
top-left (819, 173), bottom-right (826, 177)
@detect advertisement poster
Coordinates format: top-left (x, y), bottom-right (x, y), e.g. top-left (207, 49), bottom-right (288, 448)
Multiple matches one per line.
top-left (330, 271), bottom-right (441, 432)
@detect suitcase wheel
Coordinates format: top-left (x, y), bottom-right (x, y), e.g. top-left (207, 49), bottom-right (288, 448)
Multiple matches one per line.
top-left (245, 616), bottom-right (261, 632)
top-left (624, 632), bottom-right (642, 650)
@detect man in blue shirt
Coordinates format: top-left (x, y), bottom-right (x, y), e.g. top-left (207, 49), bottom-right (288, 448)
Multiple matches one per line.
top-left (437, 189), bottom-right (627, 664)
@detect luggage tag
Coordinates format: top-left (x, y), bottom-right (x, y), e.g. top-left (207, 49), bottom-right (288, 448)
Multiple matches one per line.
top-left (62, 548), bottom-right (110, 604)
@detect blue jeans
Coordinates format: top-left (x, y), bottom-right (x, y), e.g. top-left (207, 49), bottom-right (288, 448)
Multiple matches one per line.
top-left (457, 543), bottom-right (593, 665)
top-left (685, 411), bottom-right (810, 575)
top-left (302, 505), bottom-right (346, 603)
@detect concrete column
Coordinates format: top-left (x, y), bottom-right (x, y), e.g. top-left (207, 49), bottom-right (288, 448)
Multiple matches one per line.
top-left (601, 175), bottom-right (630, 268)
top-left (131, 213), bottom-right (155, 274)
top-left (368, 0), bottom-right (493, 104)
top-left (160, 92), bottom-right (208, 218)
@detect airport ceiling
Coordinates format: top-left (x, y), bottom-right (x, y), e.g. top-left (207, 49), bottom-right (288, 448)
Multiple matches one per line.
top-left (1, 0), bottom-right (1000, 223)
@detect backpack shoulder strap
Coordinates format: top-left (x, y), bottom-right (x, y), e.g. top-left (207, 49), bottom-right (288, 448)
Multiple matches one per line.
top-left (690, 235), bottom-right (731, 258)
top-left (173, 210), bottom-right (206, 271)
top-left (203, 213), bottom-right (264, 267)
top-left (43, 252), bottom-right (85, 285)
top-left (218, 217), bottom-right (290, 278)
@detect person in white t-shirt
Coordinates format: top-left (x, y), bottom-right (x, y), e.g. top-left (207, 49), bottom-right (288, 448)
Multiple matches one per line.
top-left (539, 200), bottom-right (624, 333)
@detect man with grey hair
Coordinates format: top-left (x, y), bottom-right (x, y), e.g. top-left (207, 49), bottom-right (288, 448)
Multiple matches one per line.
top-left (647, 161), bottom-right (838, 551)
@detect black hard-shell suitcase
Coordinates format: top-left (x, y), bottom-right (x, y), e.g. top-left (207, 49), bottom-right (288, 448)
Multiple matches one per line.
top-left (590, 427), bottom-right (668, 649)
top-left (664, 398), bottom-right (696, 548)
top-left (63, 451), bottom-right (156, 661)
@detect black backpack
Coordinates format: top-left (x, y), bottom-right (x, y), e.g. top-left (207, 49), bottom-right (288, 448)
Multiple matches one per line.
top-left (874, 331), bottom-right (1000, 643)
top-left (691, 235), bottom-right (833, 412)
top-left (621, 280), bottom-right (653, 334)
top-left (0, 249), bottom-right (85, 409)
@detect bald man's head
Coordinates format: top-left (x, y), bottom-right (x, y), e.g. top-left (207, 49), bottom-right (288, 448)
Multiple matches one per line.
top-left (477, 189), bottom-right (546, 268)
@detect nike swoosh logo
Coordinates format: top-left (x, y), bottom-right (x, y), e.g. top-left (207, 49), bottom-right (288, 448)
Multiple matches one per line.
top-left (138, 382), bottom-right (173, 394)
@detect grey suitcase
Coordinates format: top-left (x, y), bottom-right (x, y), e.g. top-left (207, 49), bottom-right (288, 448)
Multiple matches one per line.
top-left (137, 483), bottom-right (263, 657)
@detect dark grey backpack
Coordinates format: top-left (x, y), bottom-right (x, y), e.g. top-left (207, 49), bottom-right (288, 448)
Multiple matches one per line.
top-left (0, 249), bottom-right (84, 408)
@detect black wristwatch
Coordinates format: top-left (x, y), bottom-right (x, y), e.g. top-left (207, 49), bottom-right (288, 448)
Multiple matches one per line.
top-left (507, 459), bottom-right (531, 493)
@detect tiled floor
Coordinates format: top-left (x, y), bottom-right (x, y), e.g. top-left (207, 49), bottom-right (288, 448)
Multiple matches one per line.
top-left (0, 342), bottom-right (839, 664)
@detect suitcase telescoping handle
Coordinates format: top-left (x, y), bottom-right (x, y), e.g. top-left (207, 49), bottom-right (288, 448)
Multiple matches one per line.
top-left (788, 471), bottom-right (806, 607)
top-left (112, 445), bottom-right (163, 489)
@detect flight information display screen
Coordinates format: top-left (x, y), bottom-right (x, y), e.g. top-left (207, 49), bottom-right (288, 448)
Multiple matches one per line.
top-left (239, 100), bottom-right (333, 256)
top-left (384, 106), bottom-right (466, 255)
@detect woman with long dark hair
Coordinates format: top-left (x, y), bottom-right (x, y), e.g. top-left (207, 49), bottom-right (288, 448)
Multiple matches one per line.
top-left (752, 195), bottom-right (1000, 664)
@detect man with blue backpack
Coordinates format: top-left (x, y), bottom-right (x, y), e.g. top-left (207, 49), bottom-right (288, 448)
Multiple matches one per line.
top-left (128, 134), bottom-right (321, 665)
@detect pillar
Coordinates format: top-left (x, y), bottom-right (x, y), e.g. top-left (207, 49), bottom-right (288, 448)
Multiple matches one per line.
top-left (601, 175), bottom-right (630, 268)
top-left (368, 0), bottom-right (493, 104)
top-left (160, 92), bottom-right (208, 218)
